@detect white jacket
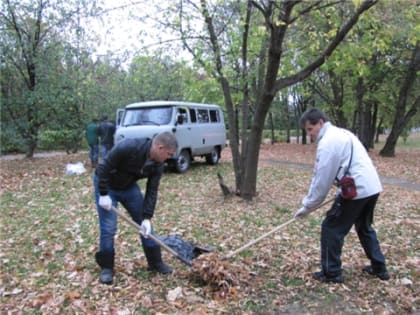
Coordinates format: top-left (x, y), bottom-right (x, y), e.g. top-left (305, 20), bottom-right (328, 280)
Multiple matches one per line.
top-left (302, 122), bottom-right (382, 209)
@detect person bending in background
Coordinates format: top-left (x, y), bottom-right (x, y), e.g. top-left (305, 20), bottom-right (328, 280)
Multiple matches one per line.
top-left (85, 118), bottom-right (99, 168)
top-left (294, 108), bottom-right (389, 283)
top-left (94, 131), bottom-right (177, 284)
top-left (98, 114), bottom-right (116, 160)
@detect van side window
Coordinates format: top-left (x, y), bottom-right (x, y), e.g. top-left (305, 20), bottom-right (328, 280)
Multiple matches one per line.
top-left (178, 108), bottom-right (188, 123)
top-left (189, 108), bottom-right (197, 123)
top-left (197, 109), bottom-right (209, 123)
top-left (209, 110), bottom-right (220, 122)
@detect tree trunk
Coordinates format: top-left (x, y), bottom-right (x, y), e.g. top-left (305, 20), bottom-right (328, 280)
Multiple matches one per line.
top-left (369, 101), bottom-right (379, 149)
top-left (198, 0), bottom-right (378, 199)
top-left (223, 80), bottom-right (242, 190)
top-left (362, 101), bottom-right (373, 150)
top-left (269, 112), bottom-right (275, 144)
top-left (375, 117), bottom-right (383, 143)
top-left (328, 70), bottom-right (347, 128)
top-left (355, 77), bottom-right (369, 149)
top-left (25, 130), bottom-right (38, 158)
top-left (242, 103), bottom-right (269, 200)
top-left (380, 41), bottom-right (420, 157)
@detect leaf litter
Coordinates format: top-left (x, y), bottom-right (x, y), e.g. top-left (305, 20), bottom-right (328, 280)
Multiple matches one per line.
top-left (0, 141), bottom-right (419, 314)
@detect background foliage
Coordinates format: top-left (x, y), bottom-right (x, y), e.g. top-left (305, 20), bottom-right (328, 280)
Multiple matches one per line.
top-left (1, 0), bottom-right (418, 157)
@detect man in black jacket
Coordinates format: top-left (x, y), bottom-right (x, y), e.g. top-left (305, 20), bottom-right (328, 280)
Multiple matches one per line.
top-left (93, 131), bottom-right (178, 284)
top-left (98, 114), bottom-right (116, 159)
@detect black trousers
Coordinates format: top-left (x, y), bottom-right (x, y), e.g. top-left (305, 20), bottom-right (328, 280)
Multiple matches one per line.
top-left (320, 193), bottom-right (387, 276)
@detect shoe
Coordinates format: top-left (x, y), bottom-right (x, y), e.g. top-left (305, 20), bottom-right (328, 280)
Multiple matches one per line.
top-left (147, 262), bottom-right (173, 274)
top-left (363, 265), bottom-right (390, 281)
top-left (99, 268), bottom-right (114, 284)
top-left (313, 271), bottom-right (344, 283)
top-left (142, 245), bottom-right (173, 274)
top-left (95, 251), bottom-right (115, 284)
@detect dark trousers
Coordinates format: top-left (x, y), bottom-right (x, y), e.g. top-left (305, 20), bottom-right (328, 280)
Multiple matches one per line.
top-left (88, 144), bottom-right (99, 165)
top-left (320, 194), bottom-right (387, 276)
top-left (93, 174), bottom-right (157, 254)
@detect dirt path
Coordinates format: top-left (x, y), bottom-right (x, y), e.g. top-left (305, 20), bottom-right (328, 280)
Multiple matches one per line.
top-left (0, 151), bottom-right (68, 160)
top-left (261, 159), bottom-right (420, 192)
top-left (1, 145), bottom-right (419, 191)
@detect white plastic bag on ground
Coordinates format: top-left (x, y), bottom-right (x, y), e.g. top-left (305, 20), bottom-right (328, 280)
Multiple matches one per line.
top-left (65, 162), bottom-right (86, 175)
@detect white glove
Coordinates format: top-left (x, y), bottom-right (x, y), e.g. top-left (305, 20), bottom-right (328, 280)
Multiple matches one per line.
top-left (140, 219), bottom-right (152, 238)
top-left (98, 195), bottom-right (112, 211)
top-left (294, 206), bottom-right (312, 219)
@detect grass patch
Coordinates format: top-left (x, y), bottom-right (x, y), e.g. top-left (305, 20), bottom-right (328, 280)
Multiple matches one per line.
top-left (282, 276), bottom-right (306, 287)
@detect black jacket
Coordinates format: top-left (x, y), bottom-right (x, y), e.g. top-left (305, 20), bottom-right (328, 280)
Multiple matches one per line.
top-left (95, 138), bottom-right (164, 219)
top-left (98, 120), bottom-right (116, 146)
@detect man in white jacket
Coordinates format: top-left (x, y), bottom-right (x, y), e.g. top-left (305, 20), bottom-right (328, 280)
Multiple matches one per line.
top-left (295, 108), bottom-right (389, 283)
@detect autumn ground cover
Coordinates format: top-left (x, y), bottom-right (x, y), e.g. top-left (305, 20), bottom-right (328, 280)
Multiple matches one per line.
top-left (0, 139), bottom-right (419, 314)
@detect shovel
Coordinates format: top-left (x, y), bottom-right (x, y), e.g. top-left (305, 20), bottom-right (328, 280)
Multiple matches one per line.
top-left (110, 206), bottom-right (192, 266)
top-left (223, 197), bottom-right (335, 260)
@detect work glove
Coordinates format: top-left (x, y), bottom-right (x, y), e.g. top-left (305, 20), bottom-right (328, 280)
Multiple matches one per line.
top-left (140, 219), bottom-right (152, 238)
top-left (98, 195), bottom-right (112, 211)
top-left (294, 206), bottom-right (312, 219)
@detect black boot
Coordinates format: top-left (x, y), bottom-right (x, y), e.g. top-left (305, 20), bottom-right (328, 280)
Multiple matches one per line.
top-left (313, 271), bottom-right (344, 283)
top-left (142, 245), bottom-right (173, 274)
top-left (363, 265), bottom-right (390, 281)
top-left (95, 251), bottom-right (115, 284)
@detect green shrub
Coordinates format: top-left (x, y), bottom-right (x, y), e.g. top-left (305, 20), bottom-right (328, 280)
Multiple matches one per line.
top-left (39, 129), bottom-right (83, 153)
top-left (0, 125), bottom-right (26, 154)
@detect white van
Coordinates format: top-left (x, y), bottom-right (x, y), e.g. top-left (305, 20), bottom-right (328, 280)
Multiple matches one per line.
top-left (115, 101), bottom-right (227, 173)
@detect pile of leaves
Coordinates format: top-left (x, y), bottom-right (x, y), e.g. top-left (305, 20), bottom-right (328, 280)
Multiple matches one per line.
top-left (190, 252), bottom-right (251, 298)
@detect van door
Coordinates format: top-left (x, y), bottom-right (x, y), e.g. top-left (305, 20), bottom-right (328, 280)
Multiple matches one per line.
top-left (193, 108), bottom-right (212, 155)
top-left (184, 107), bottom-right (208, 155)
top-left (116, 108), bottom-right (124, 127)
top-left (172, 106), bottom-right (193, 153)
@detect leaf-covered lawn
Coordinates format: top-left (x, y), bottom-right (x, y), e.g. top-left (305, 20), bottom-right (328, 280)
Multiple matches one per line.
top-left (1, 142), bottom-right (419, 314)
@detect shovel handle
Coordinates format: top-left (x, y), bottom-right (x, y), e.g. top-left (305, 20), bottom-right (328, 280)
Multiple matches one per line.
top-left (223, 197), bottom-right (335, 260)
top-left (110, 206), bottom-right (192, 266)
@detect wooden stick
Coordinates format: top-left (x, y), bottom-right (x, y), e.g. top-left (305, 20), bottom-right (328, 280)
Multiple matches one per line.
top-left (223, 197), bottom-right (335, 260)
top-left (111, 206), bottom-right (192, 266)
top-left (223, 218), bottom-right (296, 259)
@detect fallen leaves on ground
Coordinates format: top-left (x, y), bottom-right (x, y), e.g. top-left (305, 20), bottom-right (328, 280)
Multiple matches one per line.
top-left (0, 141), bottom-right (419, 314)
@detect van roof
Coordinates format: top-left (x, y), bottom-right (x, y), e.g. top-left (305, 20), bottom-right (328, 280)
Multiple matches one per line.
top-left (125, 101), bottom-right (221, 109)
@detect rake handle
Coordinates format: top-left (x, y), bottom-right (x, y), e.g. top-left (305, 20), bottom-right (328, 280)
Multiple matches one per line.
top-left (223, 218), bottom-right (295, 259)
top-left (110, 206), bottom-right (192, 266)
top-left (223, 197), bottom-right (335, 260)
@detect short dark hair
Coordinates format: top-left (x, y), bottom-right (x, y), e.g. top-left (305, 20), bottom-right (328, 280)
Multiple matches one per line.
top-left (153, 132), bottom-right (178, 150)
top-left (299, 108), bottom-right (329, 128)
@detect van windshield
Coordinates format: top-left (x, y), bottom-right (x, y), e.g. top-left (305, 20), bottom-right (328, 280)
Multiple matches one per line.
top-left (122, 106), bottom-right (173, 126)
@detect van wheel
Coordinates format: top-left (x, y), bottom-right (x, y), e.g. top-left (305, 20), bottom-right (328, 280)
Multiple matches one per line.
top-left (205, 147), bottom-right (220, 165)
top-left (175, 149), bottom-right (191, 173)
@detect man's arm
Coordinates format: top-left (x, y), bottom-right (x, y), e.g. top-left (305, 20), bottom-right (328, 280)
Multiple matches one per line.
top-left (303, 146), bottom-right (341, 209)
top-left (95, 141), bottom-right (129, 195)
top-left (142, 164), bottom-right (164, 219)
